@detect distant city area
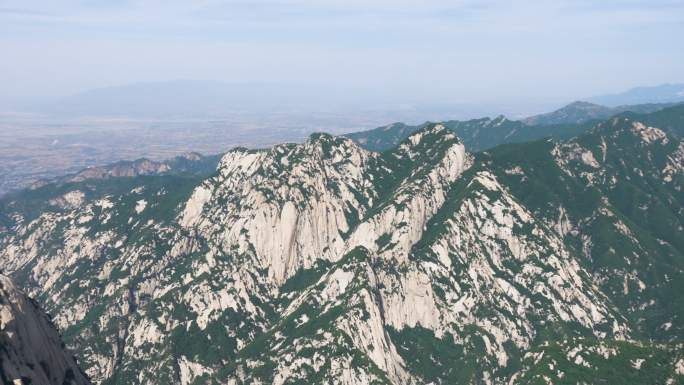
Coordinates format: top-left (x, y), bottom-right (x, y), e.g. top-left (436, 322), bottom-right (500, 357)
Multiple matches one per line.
top-left (0, 116), bottom-right (316, 195)
top-left (1, 107), bottom-right (409, 195)
top-left (1, 81), bottom-right (683, 196)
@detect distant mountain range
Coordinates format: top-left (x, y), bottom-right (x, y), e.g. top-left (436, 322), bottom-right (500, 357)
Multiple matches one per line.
top-left (522, 100), bottom-right (680, 126)
top-left (346, 101), bottom-right (683, 152)
top-left (28, 152), bottom-right (221, 190)
top-left (587, 83), bottom-right (684, 106)
top-left (11, 80), bottom-right (684, 121)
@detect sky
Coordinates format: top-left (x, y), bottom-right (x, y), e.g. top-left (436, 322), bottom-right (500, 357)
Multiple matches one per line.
top-left (1, 0), bottom-right (684, 107)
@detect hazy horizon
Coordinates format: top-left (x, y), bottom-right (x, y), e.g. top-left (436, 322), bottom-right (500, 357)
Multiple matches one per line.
top-left (2, 0), bottom-right (684, 110)
top-left (2, 0), bottom-right (684, 196)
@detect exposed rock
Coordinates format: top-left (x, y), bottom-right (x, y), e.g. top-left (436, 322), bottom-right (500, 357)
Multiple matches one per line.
top-left (0, 274), bottom-right (91, 385)
top-left (1, 114), bottom-right (684, 384)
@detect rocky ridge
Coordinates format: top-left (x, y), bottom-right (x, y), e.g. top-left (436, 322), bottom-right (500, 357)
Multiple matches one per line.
top-left (1, 115), bottom-right (684, 384)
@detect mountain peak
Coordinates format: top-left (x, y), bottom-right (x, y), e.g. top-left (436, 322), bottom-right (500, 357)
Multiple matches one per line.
top-left (488, 114), bottom-right (509, 126)
top-left (409, 122), bottom-right (454, 139)
top-left (523, 100), bottom-right (613, 126)
top-left (307, 131), bottom-right (335, 142)
top-left (566, 100), bottom-right (602, 108)
top-left (397, 123), bottom-right (460, 153)
top-left (594, 117), bottom-right (670, 145)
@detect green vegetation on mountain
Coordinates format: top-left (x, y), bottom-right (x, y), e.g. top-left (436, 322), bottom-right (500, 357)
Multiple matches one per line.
top-left (1, 105), bottom-right (684, 385)
top-left (345, 101), bottom-right (681, 153)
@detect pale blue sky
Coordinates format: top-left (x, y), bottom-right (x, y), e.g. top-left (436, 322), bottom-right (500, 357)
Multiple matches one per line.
top-left (1, 0), bottom-right (683, 104)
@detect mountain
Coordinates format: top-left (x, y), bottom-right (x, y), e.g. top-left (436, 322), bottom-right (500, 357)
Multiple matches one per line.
top-left (344, 122), bottom-right (418, 152)
top-left (29, 152), bottom-right (222, 189)
top-left (346, 102), bottom-right (683, 153)
top-left (588, 83), bottom-right (684, 107)
top-left (483, 116), bottom-right (684, 340)
top-left (0, 274), bottom-right (91, 385)
top-left (522, 100), bottom-right (680, 126)
top-left (626, 103), bottom-right (684, 138)
top-left (2, 108), bottom-right (684, 384)
top-left (522, 101), bottom-right (614, 126)
top-left (0, 152), bottom-right (220, 228)
top-left (345, 115), bottom-right (589, 152)
top-left (345, 116), bottom-right (533, 152)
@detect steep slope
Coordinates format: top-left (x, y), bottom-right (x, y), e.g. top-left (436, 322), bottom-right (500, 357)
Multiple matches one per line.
top-left (1, 115), bottom-right (684, 385)
top-left (631, 103), bottom-right (684, 138)
top-left (0, 174), bottom-right (207, 384)
top-left (218, 161), bottom-right (628, 384)
top-left (0, 126), bottom-right (470, 384)
top-left (484, 116), bottom-right (684, 341)
top-left (0, 274), bottom-right (91, 385)
top-left (512, 338), bottom-right (684, 384)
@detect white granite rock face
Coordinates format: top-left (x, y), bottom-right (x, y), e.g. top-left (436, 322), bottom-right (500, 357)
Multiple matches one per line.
top-left (1, 121), bottom-right (676, 385)
top-left (179, 136), bottom-right (383, 285)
